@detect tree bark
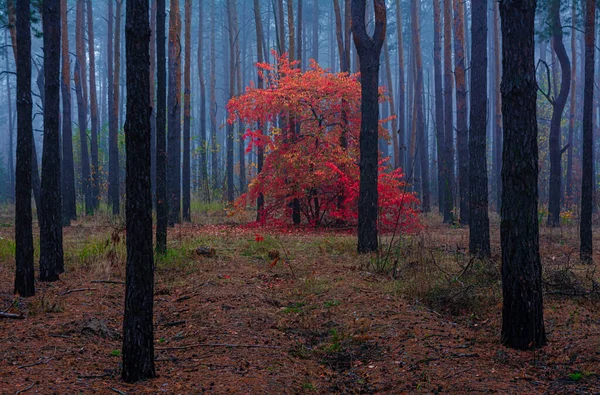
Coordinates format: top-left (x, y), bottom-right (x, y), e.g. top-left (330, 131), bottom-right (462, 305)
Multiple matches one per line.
top-left (395, 0), bottom-right (406, 173)
top-left (198, 0), bottom-right (209, 201)
top-left (254, 0), bottom-right (266, 221)
top-left (14, 0), bottom-right (35, 297)
top-left (122, 0), bottom-right (156, 382)
top-left (547, 0), bottom-right (571, 227)
top-left (167, 0), bottom-right (181, 224)
top-left (226, 0), bottom-right (236, 203)
top-left (108, 0), bottom-right (119, 214)
top-left (87, 0), bottom-right (100, 209)
top-left (156, 0), bottom-right (167, 253)
top-left (442, 0), bottom-right (454, 223)
top-left (182, 0), bottom-right (191, 221)
top-left (565, 0), bottom-right (577, 209)
top-left (39, 0), bottom-right (64, 281)
top-left (580, 0), bottom-right (595, 262)
top-left (468, 0), bottom-right (490, 258)
top-left (453, 0), bottom-right (468, 224)
top-left (493, 1), bottom-right (502, 213)
top-left (499, 0), bottom-right (546, 350)
top-left (433, 0), bottom-right (444, 213)
top-left (352, 0), bottom-right (386, 253)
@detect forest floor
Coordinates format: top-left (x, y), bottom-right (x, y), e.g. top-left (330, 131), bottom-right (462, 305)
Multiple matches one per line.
top-left (1, 208), bottom-right (600, 394)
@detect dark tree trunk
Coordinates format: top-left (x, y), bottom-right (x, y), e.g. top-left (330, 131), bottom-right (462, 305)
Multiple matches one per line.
top-left (111, 0), bottom-right (123, 216)
top-left (234, 1), bottom-right (245, 196)
top-left (198, 0), bottom-right (209, 201)
top-left (108, 0), bottom-right (118, 214)
top-left (5, 33), bottom-right (14, 204)
top-left (433, 0), bottom-right (444, 213)
top-left (411, 0), bottom-right (430, 212)
top-left (87, 0), bottom-right (100, 210)
top-left (492, 1), bottom-right (502, 213)
top-left (254, 0), bottom-right (265, 221)
top-left (547, 0), bottom-right (571, 227)
top-left (442, 0), bottom-right (454, 224)
top-left (453, 0), bottom-right (468, 224)
top-left (226, 0), bottom-right (236, 203)
top-left (499, 0), bottom-right (546, 350)
top-left (182, 0), bottom-right (191, 221)
top-left (156, 0), bottom-right (167, 253)
top-left (150, 0), bottom-right (157, 202)
top-left (39, 0), bottom-right (64, 281)
top-left (565, 0), bottom-right (577, 208)
top-left (74, 60), bottom-right (94, 216)
top-left (580, 0), bottom-right (595, 262)
top-left (122, 0), bottom-right (156, 382)
top-left (61, 0), bottom-right (76, 223)
top-left (352, 0), bottom-right (386, 253)
top-left (14, 0), bottom-right (35, 297)
top-left (395, 0), bottom-right (405, 173)
top-left (167, 0), bottom-right (181, 225)
top-left (468, 0), bottom-right (490, 258)
top-left (210, 0), bottom-right (219, 190)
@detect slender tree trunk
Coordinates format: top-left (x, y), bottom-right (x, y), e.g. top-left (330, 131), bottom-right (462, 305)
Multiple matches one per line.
top-left (411, 0), bottom-right (430, 212)
top-left (14, 0), bottom-right (35, 297)
top-left (468, 0), bottom-right (490, 258)
top-left (254, 0), bottom-right (265, 221)
top-left (210, 0), bottom-right (218, 190)
top-left (580, 0), bottom-right (595, 261)
top-left (198, 0), bottom-right (209, 201)
top-left (110, 0), bottom-right (123, 215)
top-left (547, 0), bottom-right (571, 227)
top-left (312, 0), bottom-right (318, 62)
top-left (87, 0), bottom-right (100, 209)
top-left (122, 0), bottom-right (156, 382)
top-left (453, 0), bottom-right (468, 224)
top-left (499, 0), bottom-right (546, 350)
top-left (150, 0), bottom-right (157, 202)
top-left (225, 0), bottom-right (236, 203)
top-left (234, 1), bottom-right (245, 196)
top-left (493, 1), bottom-right (502, 213)
top-left (155, 0), bottom-right (167, 253)
top-left (442, 0), bottom-right (454, 223)
top-left (108, 0), bottom-right (117, 214)
top-left (167, 0), bottom-right (182, 224)
top-left (61, 0), bottom-right (76, 223)
top-left (182, 0), bottom-right (191, 221)
top-left (39, 0), bottom-right (64, 281)
top-left (433, 0), bottom-right (444, 213)
top-left (396, 0), bottom-right (406, 173)
top-left (5, 32), bottom-right (14, 204)
top-left (352, 0), bottom-right (386, 253)
top-left (383, 42), bottom-right (399, 169)
top-left (566, 0), bottom-right (577, 208)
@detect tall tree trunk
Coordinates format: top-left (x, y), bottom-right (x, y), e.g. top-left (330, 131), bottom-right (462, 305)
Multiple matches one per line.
top-left (150, 0), bottom-right (157, 202)
top-left (254, 0), bottom-right (266, 221)
top-left (468, 0), bottom-right (490, 258)
top-left (395, 0), bottom-right (406, 173)
top-left (87, 0), bottom-right (100, 209)
top-left (433, 0), bottom-right (444, 213)
top-left (234, 1), bottom-right (245, 196)
top-left (411, 0), bottom-right (430, 212)
top-left (108, 0), bottom-right (119, 214)
top-left (580, 0), bottom-right (595, 261)
top-left (122, 0), bottom-right (156, 383)
top-left (453, 0), bottom-right (468, 224)
top-left (565, 0), bottom-right (577, 209)
top-left (352, 0), bottom-right (386, 253)
top-left (226, 0), bottom-right (236, 203)
top-left (442, 0), bottom-right (454, 223)
top-left (167, 0), bottom-right (182, 224)
top-left (14, 0), bottom-right (35, 297)
top-left (312, 0), bottom-right (318, 62)
top-left (110, 0), bottom-right (123, 215)
top-left (5, 32), bottom-right (14, 203)
top-left (155, 0), bottom-right (167, 253)
top-left (210, 0), bottom-right (218, 190)
top-left (547, 0), bottom-right (571, 227)
top-left (493, 0), bottom-right (502, 212)
top-left (182, 0), bottom-right (191, 221)
top-left (499, 0), bottom-right (546, 350)
top-left (61, 0), bottom-right (76, 223)
top-left (39, 0), bottom-right (64, 281)
top-left (198, 0), bottom-right (209, 201)
top-left (383, 42), bottom-right (399, 168)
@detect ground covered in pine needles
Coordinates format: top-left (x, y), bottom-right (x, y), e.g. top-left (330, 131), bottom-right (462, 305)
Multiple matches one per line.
top-left (1, 208), bottom-right (600, 394)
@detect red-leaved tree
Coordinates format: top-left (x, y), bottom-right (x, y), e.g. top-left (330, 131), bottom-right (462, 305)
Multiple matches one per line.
top-left (227, 54), bottom-right (420, 232)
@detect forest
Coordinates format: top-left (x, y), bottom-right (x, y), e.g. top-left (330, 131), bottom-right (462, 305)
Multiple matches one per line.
top-left (0, 0), bottom-right (599, 393)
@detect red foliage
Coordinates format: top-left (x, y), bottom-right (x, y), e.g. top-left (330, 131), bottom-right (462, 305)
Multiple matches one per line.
top-left (228, 53), bottom-right (420, 232)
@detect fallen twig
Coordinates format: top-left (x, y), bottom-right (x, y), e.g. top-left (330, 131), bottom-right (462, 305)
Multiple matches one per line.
top-left (110, 388), bottom-right (127, 395)
top-left (60, 288), bottom-right (97, 296)
top-left (77, 373), bottom-right (111, 379)
top-left (91, 280), bottom-right (125, 285)
top-left (18, 357), bottom-right (54, 369)
top-left (15, 383), bottom-right (35, 395)
top-left (0, 312), bottom-right (24, 320)
top-left (156, 343), bottom-right (280, 351)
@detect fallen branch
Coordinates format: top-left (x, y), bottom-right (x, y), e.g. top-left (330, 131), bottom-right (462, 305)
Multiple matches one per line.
top-left (0, 312), bottom-right (24, 320)
top-left (156, 343), bottom-right (280, 351)
top-left (77, 373), bottom-right (111, 379)
top-left (18, 357), bottom-right (54, 369)
top-left (15, 383), bottom-right (35, 395)
top-left (60, 288), bottom-right (97, 296)
top-left (110, 388), bottom-right (127, 395)
top-left (91, 280), bottom-right (125, 285)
